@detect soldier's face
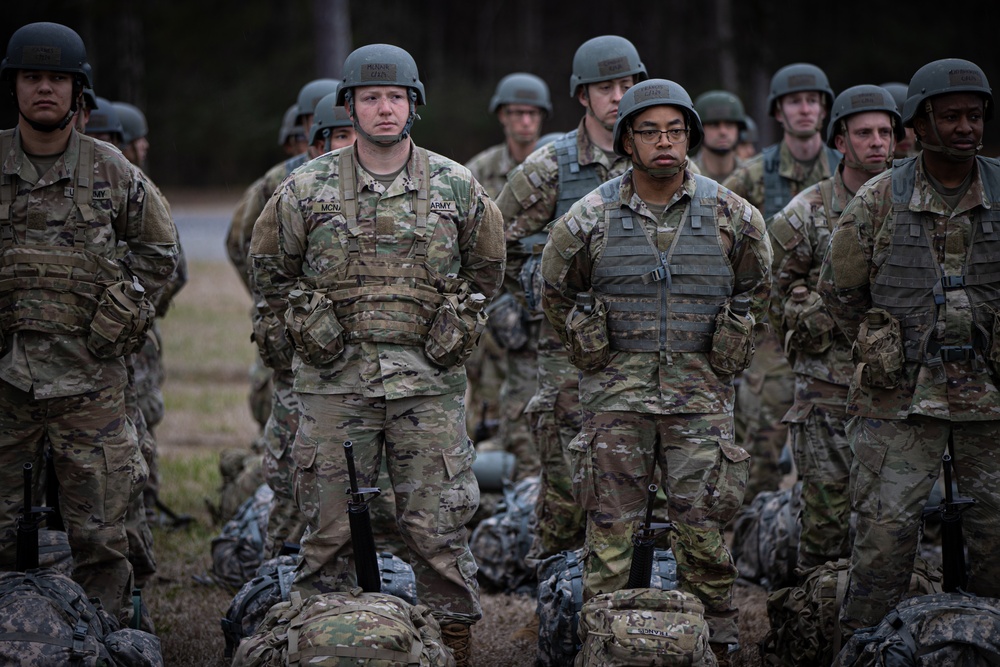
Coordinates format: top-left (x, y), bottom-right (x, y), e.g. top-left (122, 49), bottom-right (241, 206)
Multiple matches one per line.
top-left (914, 93), bottom-right (985, 153)
top-left (15, 70), bottom-right (73, 124)
top-left (835, 111), bottom-right (894, 169)
top-left (580, 76), bottom-right (635, 127)
top-left (309, 126), bottom-right (356, 158)
top-left (702, 121), bottom-right (740, 152)
top-left (124, 137), bottom-right (149, 166)
top-left (775, 91), bottom-right (825, 136)
top-left (499, 104), bottom-right (543, 145)
top-left (623, 105), bottom-right (689, 167)
top-left (350, 85), bottom-right (410, 140)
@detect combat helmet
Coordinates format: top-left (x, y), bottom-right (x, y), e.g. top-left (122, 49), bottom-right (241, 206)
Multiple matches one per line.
top-left (901, 58), bottom-right (992, 126)
top-left (489, 73), bottom-right (551, 115)
top-left (277, 103), bottom-right (303, 146)
top-left (826, 85), bottom-right (904, 172)
top-left (613, 78), bottom-right (702, 181)
top-left (336, 44), bottom-right (424, 146)
top-left (1, 22), bottom-right (91, 87)
top-left (296, 78), bottom-right (341, 123)
top-left (570, 35), bottom-right (647, 97)
top-left (85, 96), bottom-right (124, 140)
top-left (112, 102), bottom-right (148, 144)
top-left (767, 63), bottom-right (834, 115)
top-left (880, 82), bottom-right (908, 115)
top-left (309, 91), bottom-right (353, 150)
top-left (740, 116), bottom-right (759, 145)
top-left (694, 90), bottom-right (747, 128)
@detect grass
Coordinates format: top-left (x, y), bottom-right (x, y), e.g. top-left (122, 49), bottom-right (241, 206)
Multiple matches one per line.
top-left (146, 258), bottom-right (770, 666)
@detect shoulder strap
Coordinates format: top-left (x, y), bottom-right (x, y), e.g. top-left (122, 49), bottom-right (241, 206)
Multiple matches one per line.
top-left (74, 134), bottom-right (97, 235)
top-left (409, 147), bottom-right (431, 259)
top-left (762, 144), bottom-right (788, 219)
top-left (824, 146), bottom-right (842, 174)
top-left (338, 146), bottom-right (363, 255)
top-left (818, 178), bottom-right (836, 225)
top-left (0, 129), bottom-right (15, 226)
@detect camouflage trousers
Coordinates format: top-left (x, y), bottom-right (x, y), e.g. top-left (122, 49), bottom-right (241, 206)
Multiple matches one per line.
top-left (736, 332), bottom-right (793, 502)
top-left (248, 356), bottom-right (273, 431)
top-left (292, 390), bottom-right (482, 624)
top-left (261, 369), bottom-right (305, 557)
top-left (784, 377), bottom-right (851, 570)
top-left (840, 416), bottom-right (1000, 635)
top-left (498, 339), bottom-right (539, 479)
top-left (526, 378), bottom-right (585, 563)
top-left (132, 326), bottom-right (164, 504)
top-left (572, 410), bottom-right (748, 645)
top-left (124, 363), bottom-right (156, 588)
top-left (464, 329), bottom-right (504, 436)
top-left (0, 381), bottom-right (145, 616)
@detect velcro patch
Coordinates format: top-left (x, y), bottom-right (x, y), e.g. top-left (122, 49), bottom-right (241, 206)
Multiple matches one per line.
top-left (430, 200), bottom-right (457, 214)
top-left (93, 188), bottom-right (111, 200)
top-left (597, 56), bottom-right (629, 78)
top-left (360, 63), bottom-right (397, 82)
top-left (312, 201), bottom-right (342, 214)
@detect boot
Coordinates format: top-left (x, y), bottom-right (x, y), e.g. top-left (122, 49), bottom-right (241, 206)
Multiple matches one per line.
top-left (710, 642), bottom-right (736, 667)
top-left (440, 622), bottom-right (472, 667)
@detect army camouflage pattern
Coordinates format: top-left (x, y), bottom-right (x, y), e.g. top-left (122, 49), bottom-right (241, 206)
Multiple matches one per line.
top-left (819, 157), bottom-right (1000, 420)
top-left (260, 368), bottom-right (305, 557)
top-left (234, 587), bottom-right (456, 667)
top-left (691, 151), bottom-right (744, 184)
top-left (210, 482), bottom-right (273, 589)
top-left (730, 482), bottom-right (802, 590)
top-left (769, 172), bottom-right (857, 567)
top-left (469, 474), bottom-right (539, 594)
top-left (466, 142), bottom-right (518, 200)
top-left (722, 141), bottom-right (839, 216)
top-left (123, 361), bottom-right (157, 588)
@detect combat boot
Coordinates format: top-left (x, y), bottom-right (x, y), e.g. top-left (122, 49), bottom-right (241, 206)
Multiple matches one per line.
top-left (440, 622), bottom-right (472, 667)
top-left (710, 641), bottom-right (736, 667)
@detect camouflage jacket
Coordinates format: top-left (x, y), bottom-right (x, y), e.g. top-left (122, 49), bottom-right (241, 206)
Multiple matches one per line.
top-left (496, 117), bottom-right (629, 412)
top-left (691, 150), bottom-right (744, 184)
top-left (250, 143), bottom-right (505, 400)
top-left (723, 141), bottom-right (839, 218)
top-left (769, 169), bottom-right (854, 387)
top-left (466, 142), bottom-right (517, 200)
top-left (0, 128), bottom-right (178, 398)
top-left (818, 154), bottom-right (1000, 420)
top-left (541, 168), bottom-right (772, 415)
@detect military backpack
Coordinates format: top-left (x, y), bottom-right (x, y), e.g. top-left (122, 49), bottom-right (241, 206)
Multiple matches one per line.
top-left (469, 475), bottom-right (540, 594)
top-left (209, 482), bottom-right (273, 589)
top-left (731, 482), bottom-right (802, 590)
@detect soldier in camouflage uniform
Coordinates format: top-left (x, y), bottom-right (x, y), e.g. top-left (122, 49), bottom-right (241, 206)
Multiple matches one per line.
top-left (691, 90), bottom-right (747, 182)
top-left (540, 79), bottom-right (771, 663)
top-left (818, 58), bottom-right (1000, 638)
top-left (0, 23), bottom-right (178, 620)
top-left (278, 102), bottom-right (308, 159)
top-left (723, 63), bottom-right (841, 502)
top-left (466, 72), bottom-right (551, 479)
top-left (881, 82), bottom-right (919, 159)
top-left (769, 85), bottom-right (903, 571)
top-left (250, 44), bottom-right (504, 667)
top-left (496, 35), bottom-right (647, 563)
top-left (736, 115), bottom-right (759, 161)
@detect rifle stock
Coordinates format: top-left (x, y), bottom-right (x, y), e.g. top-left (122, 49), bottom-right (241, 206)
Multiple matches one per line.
top-left (344, 441), bottom-right (382, 593)
top-left (626, 484), bottom-right (673, 589)
top-left (939, 435), bottom-right (975, 592)
top-left (16, 463), bottom-right (51, 571)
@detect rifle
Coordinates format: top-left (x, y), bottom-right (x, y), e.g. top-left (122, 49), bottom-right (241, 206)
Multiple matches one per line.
top-left (626, 484), bottom-right (673, 589)
top-left (344, 441), bottom-right (382, 593)
top-left (44, 445), bottom-right (64, 532)
top-left (16, 463), bottom-right (51, 571)
top-left (937, 434), bottom-right (975, 592)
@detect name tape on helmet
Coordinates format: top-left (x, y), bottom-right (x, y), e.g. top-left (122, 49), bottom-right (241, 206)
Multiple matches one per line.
top-left (787, 74), bottom-right (817, 88)
top-left (597, 56), bottom-right (629, 78)
top-left (513, 89), bottom-right (539, 102)
top-left (634, 84), bottom-right (669, 104)
top-left (360, 63), bottom-right (397, 82)
top-left (850, 92), bottom-right (882, 108)
top-left (23, 46), bottom-right (62, 67)
top-left (949, 69), bottom-right (984, 86)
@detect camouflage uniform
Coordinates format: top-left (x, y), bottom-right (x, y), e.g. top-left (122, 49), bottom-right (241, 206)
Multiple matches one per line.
top-left (0, 127), bottom-right (178, 615)
top-left (723, 142), bottom-right (841, 499)
top-left (819, 155), bottom-right (1000, 633)
top-left (251, 144), bottom-right (505, 624)
top-left (466, 142), bottom-right (517, 201)
top-left (541, 167), bottom-right (772, 645)
top-left (496, 117), bottom-right (630, 559)
top-left (768, 170), bottom-right (854, 569)
top-left (691, 151), bottom-right (744, 184)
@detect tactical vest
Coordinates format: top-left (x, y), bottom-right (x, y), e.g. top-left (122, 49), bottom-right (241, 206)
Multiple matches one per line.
top-left (0, 130), bottom-right (121, 338)
top-left (307, 146), bottom-right (461, 346)
top-left (870, 156), bottom-right (1000, 365)
top-left (762, 144), bottom-right (841, 219)
top-left (591, 174), bottom-right (734, 353)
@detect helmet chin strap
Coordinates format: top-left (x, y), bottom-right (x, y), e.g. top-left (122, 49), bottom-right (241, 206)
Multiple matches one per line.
top-left (837, 120), bottom-right (894, 173)
top-left (582, 90), bottom-right (615, 132)
top-left (918, 100), bottom-right (981, 160)
top-left (628, 125), bottom-right (686, 178)
top-left (347, 89), bottom-right (419, 147)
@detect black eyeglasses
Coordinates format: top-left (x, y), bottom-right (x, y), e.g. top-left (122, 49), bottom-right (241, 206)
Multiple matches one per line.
top-left (632, 128), bottom-right (689, 144)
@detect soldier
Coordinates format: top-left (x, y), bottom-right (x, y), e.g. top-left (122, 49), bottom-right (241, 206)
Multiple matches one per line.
top-left (723, 63), bottom-right (841, 501)
top-left (692, 90), bottom-right (747, 182)
top-left (250, 44), bottom-right (504, 667)
top-left (278, 102), bottom-right (308, 158)
top-left (736, 115), bottom-right (759, 160)
top-left (818, 58), bottom-right (1000, 639)
top-left (769, 85), bottom-right (903, 571)
top-left (84, 96), bottom-right (125, 145)
top-left (540, 78), bottom-right (771, 664)
top-left (112, 101), bottom-right (150, 170)
top-left (0, 22), bottom-right (178, 621)
top-left (881, 82), bottom-right (919, 159)
top-left (308, 91), bottom-right (356, 155)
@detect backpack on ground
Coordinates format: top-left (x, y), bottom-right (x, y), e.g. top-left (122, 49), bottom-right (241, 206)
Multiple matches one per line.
top-left (38, 528), bottom-right (74, 577)
top-left (731, 482), bottom-right (802, 590)
top-left (469, 475), bottom-right (540, 594)
top-left (209, 483), bottom-right (273, 590)
top-left (576, 588), bottom-right (717, 667)
top-left (834, 592), bottom-right (1000, 667)
top-left (0, 569), bottom-right (162, 667)
top-left (762, 557), bottom-right (943, 667)
top-left (536, 548), bottom-right (677, 667)
top-left (206, 448), bottom-right (263, 526)
top-left (232, 588), bottom-right (455, 667)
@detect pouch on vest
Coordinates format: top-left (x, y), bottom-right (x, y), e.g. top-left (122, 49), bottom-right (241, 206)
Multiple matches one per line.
top-left (708, 297), bottom-right (755, 376)
top-left (283, 288), bottom-right (344, 367)
top-left (425, 292), bottom-right (488, 368)
top-left (852, 308), bottom-right (903, 389)
top-left (87, 278), bottom-right (156, 360)
top-left (978, 303), bottom-right (1000, 380)
top-left (251, 310), bottom-right (295, 370)
top-left (565, 293), bottom-right (610, 372)
top-left (783, 286), bottom-right (836, 355)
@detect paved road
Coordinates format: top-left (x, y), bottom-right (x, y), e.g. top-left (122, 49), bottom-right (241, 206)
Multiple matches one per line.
top-left (169, 193), bottom-right (240, 262)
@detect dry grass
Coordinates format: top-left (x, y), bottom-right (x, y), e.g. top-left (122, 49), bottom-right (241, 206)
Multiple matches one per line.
top-left (147, 258), bottom-right (773, 666)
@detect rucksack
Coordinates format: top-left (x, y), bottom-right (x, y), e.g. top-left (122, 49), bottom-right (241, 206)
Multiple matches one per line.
top-left (205, 448), bottom-right (263, 526)
top-left (38, 528), bottom-right (74, 577)
top-left (834, 592), bottom-right (1000, 667)
top-left (536, 548), bottom-right (677, 667)
top-left (0, 569), bottom-right (163, 667)
top-left (576, 588), bottom-right (717, 667)
top-left (762, 557), bottom-right (943, 667)
top-left (222, 552), bottom-right (420, 656)
top-left (731, 482), bottom-right (802, 590)
top-left (232, 588), bottom-right (455, 667)
top-left (209, 483), bottom-right (273, 589)
top-left (469, 475), bottom-right (540, 594)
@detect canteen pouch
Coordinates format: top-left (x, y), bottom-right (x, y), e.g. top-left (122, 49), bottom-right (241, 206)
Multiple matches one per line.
top-left (284, 289), bottom-right (344, 366)
top-left (783, 289), bottom-right (836, 355)
top-left (88, 279), bottom-right (155, 359)
top-left (852, 307), bottom-right (903, 389)
top-left (425, 293), bottom-right (488, 368)
top-left (251, 310), bottom-right (295, 370)
top-left (565, 293), bottom-right (610, 372)
top-left (708, 300), bottom-right (755, 375)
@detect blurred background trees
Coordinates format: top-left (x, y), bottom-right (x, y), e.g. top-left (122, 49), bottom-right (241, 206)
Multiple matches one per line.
top-left (2, 0), bottom-right (996, 189)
